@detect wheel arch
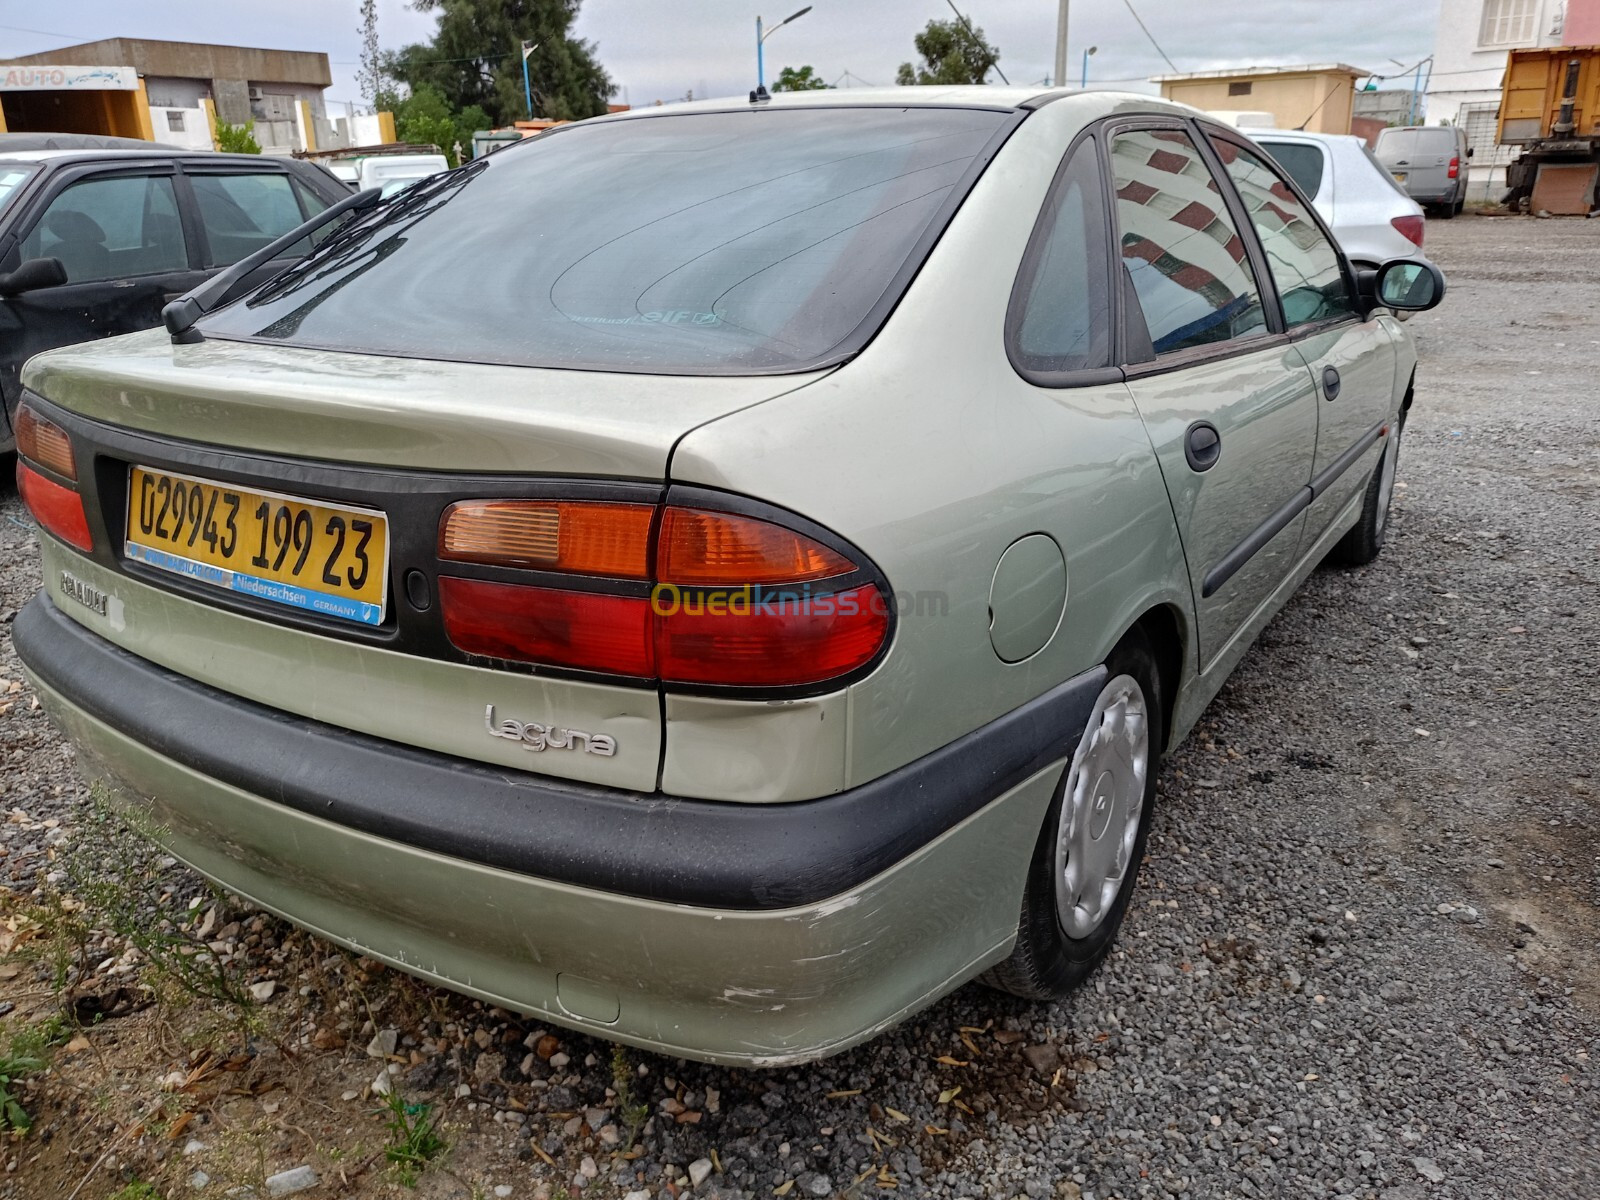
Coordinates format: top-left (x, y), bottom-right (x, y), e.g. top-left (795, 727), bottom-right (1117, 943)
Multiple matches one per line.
top-left (1115, 600), bottom-right (1190, 757)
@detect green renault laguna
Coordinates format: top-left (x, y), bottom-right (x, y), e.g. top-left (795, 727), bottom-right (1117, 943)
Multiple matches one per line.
top-left (11, 87), bottom-right (1442, 1065)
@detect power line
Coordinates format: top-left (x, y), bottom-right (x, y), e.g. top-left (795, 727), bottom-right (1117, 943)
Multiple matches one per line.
top-left (942, 0), bottom-right (1009, 86)
top-left (1120, 0), bottom-right (1178, 73)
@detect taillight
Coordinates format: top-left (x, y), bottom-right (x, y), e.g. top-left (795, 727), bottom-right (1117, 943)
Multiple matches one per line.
top-left (440, 500), bottom-right (654, 578)
top-left (438, 500), bottom-right (891, 689)
top-left (15, 403), bottom-right (93, 552)
top-left (1391, 215), bottom-right (1425, 247)
top-left (16, 404), bottom-right (77, 480)
top-left (17, 462), bottom-right (93, 552)
top-left (439, 578), bottom-right (653, 677)
top-left (1447, 156), bottom-right (1460, 179)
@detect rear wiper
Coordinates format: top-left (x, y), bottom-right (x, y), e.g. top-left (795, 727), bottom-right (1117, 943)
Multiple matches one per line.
top-left (162, 187), bottom-right (383, 345)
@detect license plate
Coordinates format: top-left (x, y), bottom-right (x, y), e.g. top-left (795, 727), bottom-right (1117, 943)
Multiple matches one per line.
top-left (124, 466), bottom-right (390, 626)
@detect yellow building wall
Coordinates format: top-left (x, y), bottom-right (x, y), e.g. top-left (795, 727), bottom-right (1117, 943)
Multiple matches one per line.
top-left (1161, 73), bottom-right (1356, 134)
top-left (0, 87), bottom-right (154, 139)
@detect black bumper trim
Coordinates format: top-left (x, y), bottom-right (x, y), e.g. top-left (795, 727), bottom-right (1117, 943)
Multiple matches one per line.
top-left (15, 596), bottom-right (1103, 910)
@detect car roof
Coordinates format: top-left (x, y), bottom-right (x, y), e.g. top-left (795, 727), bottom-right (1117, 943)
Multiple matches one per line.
top-left (605, 86), bottom-right (1192, 120)
top-left (0, 148), bottom-right (319, 168)
top-left (1247, 129), bottom-right (1366, 148)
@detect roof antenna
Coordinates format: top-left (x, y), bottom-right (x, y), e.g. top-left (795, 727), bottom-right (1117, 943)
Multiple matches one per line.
top-left (749, 85), bottom-right (771, 104)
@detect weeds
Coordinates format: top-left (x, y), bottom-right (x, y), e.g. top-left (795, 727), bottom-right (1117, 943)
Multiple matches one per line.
top-left (107, 1184), bottom-right (163, 1200)
top-left (611, 1044), bottom-right (649, 1155)
top-left (0, 1013), bottom-right (71, 1133)
top-left (49, 788), bottom-right (256, 1013)
top-left (381, 1089), bottom-right (446, 1186)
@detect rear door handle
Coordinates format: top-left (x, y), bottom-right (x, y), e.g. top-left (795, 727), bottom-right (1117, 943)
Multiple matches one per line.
top-left (1322, 365), bottom-right (1341, 400)
top-left (1185, 421), bottom-right (1221, 472)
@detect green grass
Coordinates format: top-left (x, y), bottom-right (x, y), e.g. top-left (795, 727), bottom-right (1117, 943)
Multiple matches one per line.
top-left (108, 1183), bottom-right (164, 1200)
top-left (381, 1089), bottom-right (447, 1186)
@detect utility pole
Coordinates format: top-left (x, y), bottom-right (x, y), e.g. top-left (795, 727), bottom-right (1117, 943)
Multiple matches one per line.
top-left (1054, 0), bottom-right (1069, 90)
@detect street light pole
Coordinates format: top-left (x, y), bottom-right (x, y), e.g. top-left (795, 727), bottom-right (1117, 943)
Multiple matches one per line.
top-left (1053, 0), bottom-right (1069, 90)
top-left (756, 7), bottom-right (812, 91)
top-left (520, 40), bottom-right (538, 119)
top-left (1081, 45), bottom-right (1097, 88)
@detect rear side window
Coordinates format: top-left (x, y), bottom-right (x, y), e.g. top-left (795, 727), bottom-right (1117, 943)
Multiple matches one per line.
top-left (1008, 138), bottom-right (1111, 375)
top-left (1110, 128), bottom-right (1267, 356)
top-left (199, 107), bottom-right (1011, 374)
top-left (1256, 140), bottom-right (1325, 200)
top-left (21, 173), bottom-right (188, 283)
top-left (191, 172), bottom-right (310, 266)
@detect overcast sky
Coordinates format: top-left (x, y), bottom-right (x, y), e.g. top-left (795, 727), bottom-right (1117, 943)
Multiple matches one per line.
top-left (1, 0), bottom-right (1442, 112)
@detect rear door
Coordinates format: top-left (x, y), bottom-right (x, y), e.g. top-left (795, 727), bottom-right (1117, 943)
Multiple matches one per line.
top-left (1378, 128), bottom-right (1450, 200)
top-left (0, 160), bottom-right (205, 426)
top-left (1110, 122), bottom-right (1320, 669)
top-left (1204, 126), bottom-right (1398, 545)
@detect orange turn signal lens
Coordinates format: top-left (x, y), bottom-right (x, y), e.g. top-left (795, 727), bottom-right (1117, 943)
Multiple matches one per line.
top-left (15, 405), bottom-right (76, 481)
top-left (439, 500), bottom-right (654, 579)
top-left (658, 508), bottom-right (854, 586)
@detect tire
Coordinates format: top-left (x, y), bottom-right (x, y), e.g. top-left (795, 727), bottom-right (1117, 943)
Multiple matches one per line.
top-left (1330, 414), bottom-right (1403, 566)
top-left (1436, 202), bottom-right (1456, 220)
top-left (1453, 195), bottom-right (1466, 216)
top-left (982, 629), bottom-right (1165, 1001)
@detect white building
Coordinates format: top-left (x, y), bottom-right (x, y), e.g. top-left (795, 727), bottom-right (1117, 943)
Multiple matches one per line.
top-left (1426, 0), bottom-right (1572, 199)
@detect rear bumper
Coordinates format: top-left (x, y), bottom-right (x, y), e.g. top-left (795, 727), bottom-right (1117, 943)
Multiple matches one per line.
top-left (17, 595), bottom-right (1091, 1064)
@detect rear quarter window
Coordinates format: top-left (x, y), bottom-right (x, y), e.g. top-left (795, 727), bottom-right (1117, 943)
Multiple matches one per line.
top-left (199, 107), bottom-right (1012, 375)
top-left (1255, 141), bottom-right (1325, 200)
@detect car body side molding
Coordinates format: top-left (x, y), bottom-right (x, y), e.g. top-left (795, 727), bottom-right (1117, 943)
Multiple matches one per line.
top-left (1202, 420), bottom-right (1387, 599)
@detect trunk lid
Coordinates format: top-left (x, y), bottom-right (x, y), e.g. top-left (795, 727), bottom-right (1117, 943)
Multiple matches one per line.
top-left (22, 329), bottom-right (831, 478)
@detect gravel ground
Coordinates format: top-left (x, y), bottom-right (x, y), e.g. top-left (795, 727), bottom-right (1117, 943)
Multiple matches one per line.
top-left (0, 214), bottom-right (1597, 1200)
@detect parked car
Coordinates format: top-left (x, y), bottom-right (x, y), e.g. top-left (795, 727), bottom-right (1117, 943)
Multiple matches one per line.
top-left (1374, 124), bottom-right (1471, 217)
top-left (1248, 128), bottom-right (1429, 266)
top-left (11, 89), bottom-right (1442, 1066)
top-left (0, 134), bottom-right (349, 453)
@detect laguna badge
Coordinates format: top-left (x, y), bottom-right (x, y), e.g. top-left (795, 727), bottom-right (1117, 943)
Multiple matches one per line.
top-left (483, 705), bottom-right (617, 757)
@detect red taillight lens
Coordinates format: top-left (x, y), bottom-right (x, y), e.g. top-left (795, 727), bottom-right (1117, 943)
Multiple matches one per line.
top-left (658, 508), bottom-right (853, 585)
top-left (1447, 156), bottom-right (1460, 179)
top-left (15, 405), bottom-right (77, 480)
top-left (17, 461), bottom-right (93, 552)
top-left (438, 577), bottom-right (653, 677)
top-left (440, 500), bottom-right (654, 579)
top-left (437, 500), bottom-right (892, 688)
top-left (1391, 215), bottom-right (1425, 247)
top-left (654, 582), bottom-right (889, 686)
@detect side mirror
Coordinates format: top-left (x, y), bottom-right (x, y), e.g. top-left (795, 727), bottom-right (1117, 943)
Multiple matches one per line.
top-left (1467, 147), bottom-right (1475, 158)
top-left (0, 257), bottom-right (68, 297)
top-left (1374, 259), bottom-right (1446, 312)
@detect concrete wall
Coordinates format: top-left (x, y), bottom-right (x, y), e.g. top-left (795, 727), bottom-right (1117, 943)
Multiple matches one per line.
top-left (1159, 72), bottom-right (1357, 134)
top-left (3, 39), bottom-right (331, 88)
top-left (149, 104), bottom-right (213, 150)
top-left (143, 75), bottom-right (208, 109)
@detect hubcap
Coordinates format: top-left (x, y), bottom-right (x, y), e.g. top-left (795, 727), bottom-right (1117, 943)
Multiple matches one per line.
top-left (1055, 673), bottom-right (1150, 940)
top-left (1375, 428), bottom-right (1401, 535)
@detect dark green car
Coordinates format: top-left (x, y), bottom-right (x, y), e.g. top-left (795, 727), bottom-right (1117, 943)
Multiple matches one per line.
top-left (11, 88), bottom-right (1442, 1065)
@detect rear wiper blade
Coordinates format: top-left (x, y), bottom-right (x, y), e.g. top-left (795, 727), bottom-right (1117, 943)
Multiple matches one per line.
top-left (162, 187), bottom-right (383, 345)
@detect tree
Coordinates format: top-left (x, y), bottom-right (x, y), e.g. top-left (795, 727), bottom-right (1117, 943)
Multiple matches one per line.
top-left (357, 0), bottom-right (384, 108)
top-left (773, 65), bottom-right (830, 92)
top-left (895, 18), bottom-right (1000, 86)
top-left (386, 0), bottom-right (615, 128)
top-left (214, 119), bottom-right (261, 154)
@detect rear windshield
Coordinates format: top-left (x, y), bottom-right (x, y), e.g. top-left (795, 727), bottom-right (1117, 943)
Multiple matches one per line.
top-left (1255, 140), bottom-right (1325, 199)
top-left (1375, 128), bottom-right (1454, 159)
top-left (200, 107), bottom-right (1010, 374)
